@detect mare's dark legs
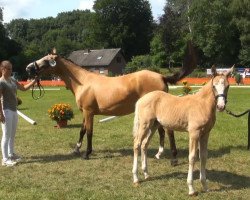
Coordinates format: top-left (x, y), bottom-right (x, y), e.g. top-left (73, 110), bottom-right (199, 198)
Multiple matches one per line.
top-left (84, 113), bottom-right (94, 160)
top-left (73, 126), bottom-right (86, 155)
top-left (73, 112), bottom-right (94, 160)
top-left (155, 126), bottom-right (178, 165)
top-left (167, 129), bottom-right (178, 166)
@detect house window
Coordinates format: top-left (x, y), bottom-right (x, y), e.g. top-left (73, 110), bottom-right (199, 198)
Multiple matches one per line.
top-left (99, 67), bottom-right (105, 74)
top-left (116, 56), bottom-right (121, 63)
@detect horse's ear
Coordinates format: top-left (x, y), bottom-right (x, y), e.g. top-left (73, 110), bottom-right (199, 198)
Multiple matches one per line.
top-left (211, 65), bottom-right (217, 76)
top-left (52, 48), bottom-right (57, 55)
top-left (225, 64), bottom-right (235, 77)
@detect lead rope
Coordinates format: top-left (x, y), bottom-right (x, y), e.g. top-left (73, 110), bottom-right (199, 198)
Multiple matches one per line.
top-left (31, 79), bottom-right (45, 100)
top-left (225, 108), bottom-right (250, 150)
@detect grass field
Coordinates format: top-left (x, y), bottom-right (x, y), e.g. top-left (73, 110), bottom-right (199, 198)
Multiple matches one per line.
top-left (0, 86), bottom-right (249, 200)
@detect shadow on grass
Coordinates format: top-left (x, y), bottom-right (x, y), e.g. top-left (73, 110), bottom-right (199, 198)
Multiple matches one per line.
top-left (66, 123), bottom-right (82, 128)
top-left (146, 145), bottom-right (247, 160)
top-left (145, 169), bottom-right (250, 191)
top-left (62, 144), bottom-right (246, 161)
top-left (24, 153), bottom-right (79, 164)
top-left (23, 145), bottom-right (247, 165)
top-left (17, 107), bottom-right (29, 111)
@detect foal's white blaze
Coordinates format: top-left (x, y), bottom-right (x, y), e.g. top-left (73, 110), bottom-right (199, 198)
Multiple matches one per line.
top-left (214, 78), bottom-right (226, 111)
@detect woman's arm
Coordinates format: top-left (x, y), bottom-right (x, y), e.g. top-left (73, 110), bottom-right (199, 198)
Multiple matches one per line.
top-left (0, 89), bottom-right (5, 123)
top-left (16, 77), bottom-right (38, 91)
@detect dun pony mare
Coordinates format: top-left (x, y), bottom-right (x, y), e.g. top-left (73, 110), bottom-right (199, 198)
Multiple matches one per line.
top-left (132, 66), bottom-right (234, 196)
top-left (26, 42), bottom-right (196, 160)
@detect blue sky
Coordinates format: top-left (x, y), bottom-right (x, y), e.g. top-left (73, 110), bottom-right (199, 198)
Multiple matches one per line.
top-left (1, 0), bottom-right (165, 23)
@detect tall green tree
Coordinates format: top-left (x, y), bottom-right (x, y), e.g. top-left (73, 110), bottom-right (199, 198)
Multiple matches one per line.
top-left (158, 0), bottom-right (191, 66)
top-left (231, 0), bottom-right (250, 66)
top-left (0, 7), bottom-right (22, 61)
top-left (0, 7), bottom-right (3, 22)
top-left (190, 0), bottom-right (240, 66)
top-left (93, 0), bottom-right (154, 60)
top-left (6, 10), bottom-right (95, 56)
top-left (150, 33), bottom-right (167, 67)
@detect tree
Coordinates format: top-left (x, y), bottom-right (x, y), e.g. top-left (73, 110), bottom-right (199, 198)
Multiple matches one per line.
top-left (93, 0), bottom-right (154, 60)
top-left (0, 7), bottom-right (3, 22)
top-left (158, 0), bottom-right (190, 66)
top-left (150, 33), bottom-right (167, 67)
top-left (231, 0), bottom-right (250, 66)
top-left (0, 7), bottom-right (22, 61)
top-left (189, 0), bottom-right (240, 66)
top-left (6, 10), bottom-right (96, 56)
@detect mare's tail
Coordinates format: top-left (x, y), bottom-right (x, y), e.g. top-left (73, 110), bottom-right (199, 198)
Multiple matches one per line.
top-left (163, 41), bottom-right (197, 85)
top-left (132, 101), bottom-right (140, 138)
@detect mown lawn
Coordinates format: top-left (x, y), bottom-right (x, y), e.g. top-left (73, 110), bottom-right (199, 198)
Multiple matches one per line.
top-left (0, 86), bottom-right (249, 200)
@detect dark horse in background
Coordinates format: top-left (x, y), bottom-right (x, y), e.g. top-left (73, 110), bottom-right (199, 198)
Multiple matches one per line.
top-left (26, 41), bottom-right (197, 161)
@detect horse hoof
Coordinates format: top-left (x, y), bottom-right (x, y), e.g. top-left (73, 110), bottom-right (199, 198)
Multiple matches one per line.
top-left (83, 155), bottom-right (89, 160)
top-left (133, 182), bottom-right (140, 187)
top-left (72, 150), bottom-right (81, 156)
top-left (189, 191), bottom-right (198, 196)
top-left (171, 159), bottom-right (178, 166)
top-left (145, 175), bottom-right (150, 180)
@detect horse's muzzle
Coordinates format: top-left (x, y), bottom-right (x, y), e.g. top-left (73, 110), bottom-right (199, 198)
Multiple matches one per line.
top-left (216, 105), bottom-right (225, 112)
top-left (26, 62), bottom-right (37, 77)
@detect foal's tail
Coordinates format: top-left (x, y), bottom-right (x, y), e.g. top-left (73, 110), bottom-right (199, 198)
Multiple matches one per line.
top-left (132, 101), bottom-right (140, 138)
top-left (163, 41), bottom-right (197, 85)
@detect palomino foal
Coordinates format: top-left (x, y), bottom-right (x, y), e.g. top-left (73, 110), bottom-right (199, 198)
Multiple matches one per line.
top-left (132, 66), bottom-right (233, 195)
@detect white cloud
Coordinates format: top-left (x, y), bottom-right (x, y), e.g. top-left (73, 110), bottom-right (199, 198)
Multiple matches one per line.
top-left (78, 0), bottom-right (94, 11)
top-left (1, 0), bottom-right (40, 23)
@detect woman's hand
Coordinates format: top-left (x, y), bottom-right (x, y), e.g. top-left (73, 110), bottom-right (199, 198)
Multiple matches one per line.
top-left (0, 114), bottom-right (5, 123)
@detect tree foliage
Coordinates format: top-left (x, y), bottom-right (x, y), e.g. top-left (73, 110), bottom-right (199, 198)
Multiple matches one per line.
top-left (93, 0), bottom-right (154, 60)
top-left (190, 0), bottom-right (240, 66)
top-left (231, 0), bottom-right (250, 66)
top-left (157, 0), bottom-right (191, 66)
top-left (0, 0), bottom-right (249, 78)
top-left (150, 33), bottom-right (167, 67)
top-left (0, 7), bottom-right (3, 22)
top-left (6, 10), bottom-right (94, 57)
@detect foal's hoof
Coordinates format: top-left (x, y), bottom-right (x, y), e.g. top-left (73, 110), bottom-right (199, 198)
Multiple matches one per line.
top-left (133, 182), bottom-right (140, 187)
top-left (145, 175), bottom-right (150, 181)
top-left (189, 191), bottom-right (198, 196)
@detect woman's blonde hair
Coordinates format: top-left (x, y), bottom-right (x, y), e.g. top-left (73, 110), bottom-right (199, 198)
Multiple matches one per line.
top-left (0, 60), bottom-right (12, 68)
top-left (0, 60), bottom-right (12, 76)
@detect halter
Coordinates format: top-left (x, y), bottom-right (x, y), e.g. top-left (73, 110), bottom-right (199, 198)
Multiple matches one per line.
top-left (29, 62), bottom-right (45, 100)
top-left (29, 59), bottom-right (56, 100)
top-left (212, 76), bottom-right (228, 105)
top-left (31, 79), bottom-right (45, 100)
top-left (215, 93), bottom-right (228, 104)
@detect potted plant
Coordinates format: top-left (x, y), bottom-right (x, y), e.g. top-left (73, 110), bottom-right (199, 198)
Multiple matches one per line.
top-left (182, 80), bottom-right (192, 95)
top-left (48, 103), bottom-right (74, 128)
